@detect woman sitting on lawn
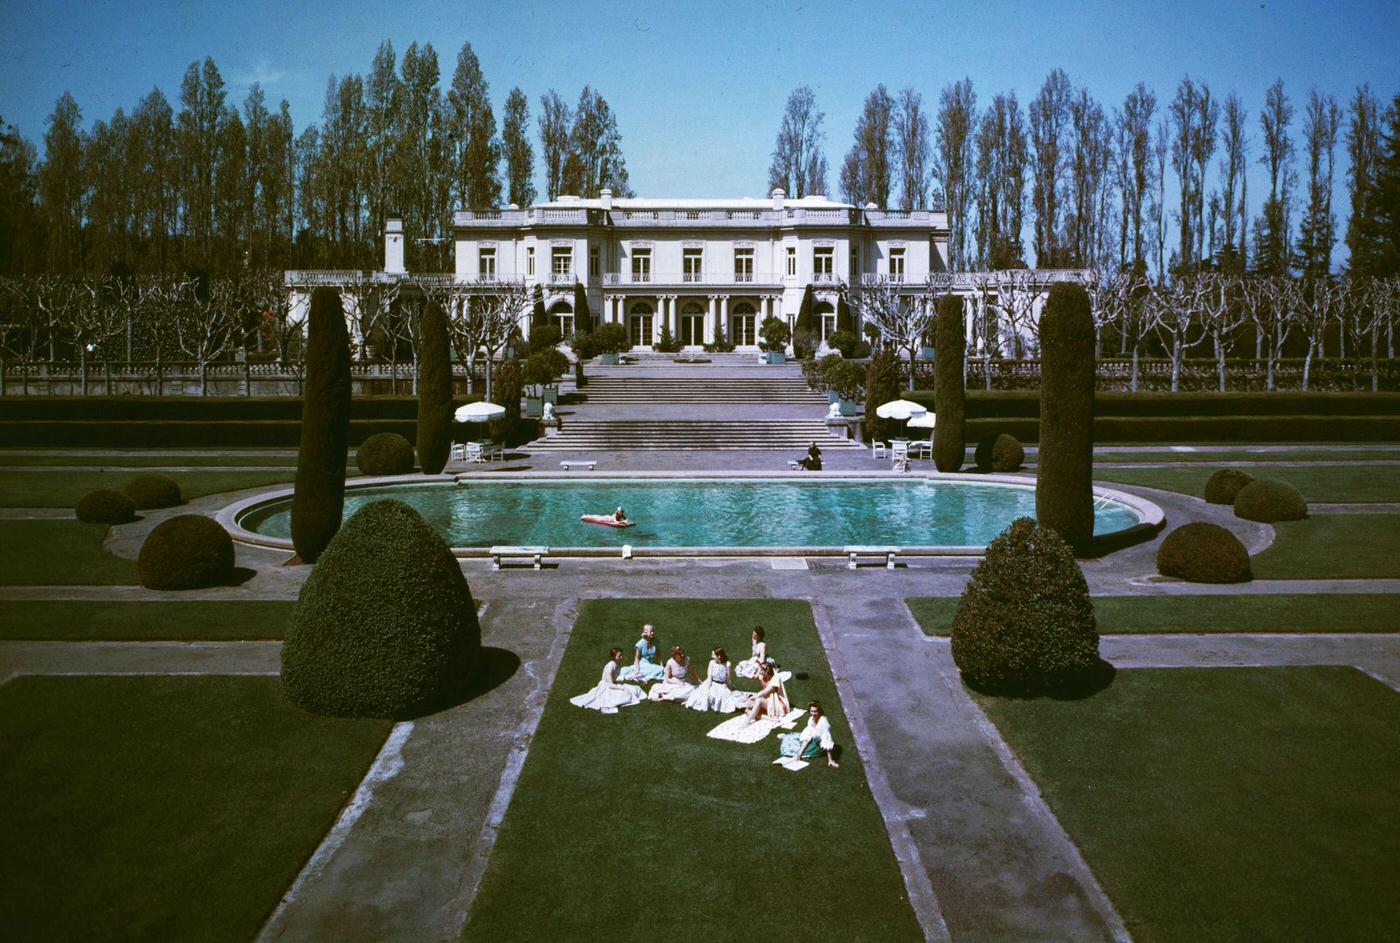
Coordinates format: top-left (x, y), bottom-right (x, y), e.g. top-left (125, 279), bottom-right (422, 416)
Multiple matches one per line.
top-left (685, 647), bottom-right (744, 712)
top-left (742, 663), bottom-right (790, 725)
top-left (778, 701), bottom-right (840, 768)
top-left (735, 626), bottom-right (773, 680)
top-left (618, 623), bottom-right (666, 684)
top-left (648, 645), bottom-right (698, 702)
top-left (569, 648), bottom-right (645, 713)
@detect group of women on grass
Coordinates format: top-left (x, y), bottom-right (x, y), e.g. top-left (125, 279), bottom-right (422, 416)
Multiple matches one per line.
top-left (569, 623), bottom-right (839, 768)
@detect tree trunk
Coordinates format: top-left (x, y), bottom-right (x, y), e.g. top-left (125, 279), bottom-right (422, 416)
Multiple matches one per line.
top-left (984, 354), bottom-right (993, 391)
top-left (1372, 323), bottom-right (1381, 393)
top-left (78, 348), bottom-right (87, 397)
top-left (1131, 345), bottom-right (1140, 393)
top-left (1301, 339), bottom-right (1313, 392)
top-left (1170, 343), bottom-right (1182, 393)
top-left (1215, 335), bottom-right (1227, 392)
top-left (200, 360), bottom-right (209, 397)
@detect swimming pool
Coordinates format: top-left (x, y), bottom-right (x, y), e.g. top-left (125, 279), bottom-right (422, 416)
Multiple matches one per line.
top-left (231, 476), bottom-right (1154, 553)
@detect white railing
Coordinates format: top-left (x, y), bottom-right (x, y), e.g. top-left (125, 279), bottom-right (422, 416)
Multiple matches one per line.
top-left (548, 271), bottom-right (576, 284)
top-left (602, 272), bottom-right (781, 286)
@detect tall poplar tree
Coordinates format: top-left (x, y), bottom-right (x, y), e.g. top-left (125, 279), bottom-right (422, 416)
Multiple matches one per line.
top-left (768, 86), bottom-right (828, 198)
top-left (1254, 79), bottom-right (1296, 275)
top-left (538, 90), bottom-right (570, 200)
top-left (1030, 68), bottom-right (1071, 267)
top-left (446, 41), bottom-right (501, 209)
top-left (502, 87), bottom-right (535, 207)
top-left (841, 85), bottom-right (895, 208)
top-left (1296, 88), bottom-right (1342, 277)
top-left (935, 79), bottom-right (977, 271)
top-left (894, 87), bottom-right (931, 211)
top-left (1344, 85), bottom-right (1383, 276)
top-left (40, 92), bottom-right (86, 272)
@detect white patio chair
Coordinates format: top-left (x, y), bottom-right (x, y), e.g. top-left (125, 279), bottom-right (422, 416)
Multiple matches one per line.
top-left (465, 442), bottom-right (484, 463)
top-left (871, 440), bottom-right (888, 459)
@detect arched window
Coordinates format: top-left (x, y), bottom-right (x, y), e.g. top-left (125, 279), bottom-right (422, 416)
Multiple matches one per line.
top-left (548, 300), bottom-right (574, 338)
top-left (813, 301), bottom-right (836, 341)
top-left (731, 302), bottom-right (757, 346)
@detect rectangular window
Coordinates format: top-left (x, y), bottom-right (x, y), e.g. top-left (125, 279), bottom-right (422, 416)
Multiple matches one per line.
top-left (889, 247), bottom-right (906, 282)
top-left (786, 246), bottom-right (797, 277)
top-left (551, 245), bottom-right (573, 280)
top-left (814, 246), bottom-right (834, 280)
top-left (683, 247), bottom-right (703, 282)
top-left (590, 245), bottom-right (600, 277)
top-left (850, 246), bottom-right (860, 277)
top-left (526, 247), bottom-right (535, 277)
top-left (631, 248), bottom-right (651, 283)
top-left (478, 247), bottom-right (496, 281)
top-left (734, 247), bottom-right (754, 283)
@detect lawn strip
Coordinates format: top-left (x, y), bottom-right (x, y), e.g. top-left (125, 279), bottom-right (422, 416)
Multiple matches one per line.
top-left (1251, 514), bottom-right (1400, 579)
top-left (0, 676), bottom-right (390, 942)
top-left (462, 598), bottom-right (922, 943)
top-left (908, 593), bottom-right (1400, 637)
top-left (1088, 449), bottom-right (1400, 464)
top-left (0, 600), bottom-right (294, 640)
top-left (974, 667), bottom-right (1400, 942)
top-left (0, 469), bottom-right (303, 507)
top-left (0, 451), bottom-right (307, 467)
top-left (0, 519), bottom-right (138, 585)
top-left (1088, 464), bottom-right (1400, 503)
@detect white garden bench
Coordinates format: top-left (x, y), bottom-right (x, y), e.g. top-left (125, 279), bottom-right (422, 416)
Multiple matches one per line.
top-left (559, 460), bottom-right (597, 471)
top-left (491, 546), bottom-right (549, 570)
top-left (845, 545), bottom-right (901, 570)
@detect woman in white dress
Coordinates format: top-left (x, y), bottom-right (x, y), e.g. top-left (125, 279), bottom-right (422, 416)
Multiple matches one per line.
top-left (570, 648), bottom-right (645, 713)
top-left (648, 645), bottom-right (698, 702)
top-left (734, 626), bottom-right (772, 680)
top-left (743, 663), bottom-right (790, 724)
top-left (778, 701), bottom-right (840, 768)
top-left (685, 647), bottom-right (746, 713)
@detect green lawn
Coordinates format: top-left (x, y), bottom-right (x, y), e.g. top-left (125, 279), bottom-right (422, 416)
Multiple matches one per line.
top-left (1251, 514), bottom-right (1400, 579)
top-left (0, 676), bottom-right (391, 942)
top-left (1088, 464), bottom-right (1400, 503)
top-left (0, 469), bottom-right (302, 507)
top-left (908, 593), bottom-right (1400, 637)
top-left (976, 667), bottom-right (1400, 942)
top-left (0, 600), bottom-right (294, 640)
top-left (0, 520), bottom-right (138, 585)
top-left (462, 598), bottom-right (921, 943)
top-left (1087, 449), bottom-right (1400, 464)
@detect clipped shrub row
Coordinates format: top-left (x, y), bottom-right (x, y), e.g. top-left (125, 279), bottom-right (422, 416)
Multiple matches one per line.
top-left (1156, 522), bottom-right (1253, 583)
top-left (0, 419), bottom-right (419, 448)
top-left (0, 397), bottom-right (425, 422)
top-left (137, 514), bottom-right (236, 590)
top-left (903, 390), bottom-right (1400, 419)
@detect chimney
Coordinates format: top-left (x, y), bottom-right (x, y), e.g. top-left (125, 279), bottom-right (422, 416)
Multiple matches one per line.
top-left (771, 187), bottom-right (785, 212)
top-left (600, 188), bottom-right (613, 211)
top-left (384, 216), bottom-right (405, 274)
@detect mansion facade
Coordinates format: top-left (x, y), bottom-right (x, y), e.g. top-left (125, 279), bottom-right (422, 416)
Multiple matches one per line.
top-left (288, 190), bottom-right (951, 351)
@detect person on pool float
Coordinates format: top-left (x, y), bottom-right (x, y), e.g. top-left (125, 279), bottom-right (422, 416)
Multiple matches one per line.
top-left (618, 623), bottom-right (665, 683)
top-left (614, 506), bottom-right (628, 523)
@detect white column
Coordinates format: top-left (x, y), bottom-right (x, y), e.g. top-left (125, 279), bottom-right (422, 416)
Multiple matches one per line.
top-left (708, 296), bottom-right (717, 343)
top-left (719, 295), bottom-right (730, 344)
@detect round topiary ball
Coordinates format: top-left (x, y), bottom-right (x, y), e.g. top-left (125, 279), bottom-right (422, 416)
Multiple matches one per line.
top-left (137, 515), bottom-right (235, 590)
top-left (1233, 479), bottom-right (1308, 523)
top-left (974, 433), bottom-right (1025, 472)
top-left (1156, 522), bottom-right (1253, 583)
top-left (1204, 468), bottom-right (1255, 505)
top-left (281, 499), bottom-right (480, 719)
top-left (75, 489), bottom-right (136, 524)
top-left (356, 432), bottom-right (416, 476)
top-left (950, 516), bottom-right (1099, 693)
top-left (124, 474), bottom-right (182, 509)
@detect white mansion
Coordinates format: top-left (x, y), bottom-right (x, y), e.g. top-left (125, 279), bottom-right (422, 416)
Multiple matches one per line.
top-left (289, 189), bottom-right (950, 351)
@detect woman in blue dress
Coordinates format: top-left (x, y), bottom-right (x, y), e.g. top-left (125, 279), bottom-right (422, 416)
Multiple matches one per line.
top-left (618, 623), bottom-right (666, 683)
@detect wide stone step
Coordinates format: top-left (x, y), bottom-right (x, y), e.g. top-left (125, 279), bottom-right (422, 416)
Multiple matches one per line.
top-left (528, 419), bottom-right (861, 451)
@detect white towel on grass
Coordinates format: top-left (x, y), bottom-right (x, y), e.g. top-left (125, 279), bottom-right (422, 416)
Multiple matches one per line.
top-left (707, 709), bottom-right (805, 743)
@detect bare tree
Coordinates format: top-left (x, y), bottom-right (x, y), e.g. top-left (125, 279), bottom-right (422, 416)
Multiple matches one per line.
top-left (1239, 275), bottom-right (1298, 391)
top-left (538, 90), bottom-right (571, 201)
top-left (1296, 277), bottom-right (1349, 391)
top-left (173, 277), bottom-right (242, 396)
top-left (853, 277), bottom-right (936, 389)
top-left (1219, 94), bottom-right (1249, 269)
top-left (935, 79), bottom-right (977, 270)
top-left (1357, 277), bottom-right (1399, 391)
top-left (1149, 275), bottom-right (1211, 391)
top-left (994, 269), bottom-right (1050, 357)
top-left (894, 87), bottom-right (931, 211)
top-left (769, 86), bottom-right (827, 199)
top-left (1198, 273), bottom-right (1249, 391)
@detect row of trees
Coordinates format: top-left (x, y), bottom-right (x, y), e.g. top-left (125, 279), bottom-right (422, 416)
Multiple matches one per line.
top-left (0, 39), bottom-right (633, 277)
top-left (769, 78), bottom-right (1400, 278)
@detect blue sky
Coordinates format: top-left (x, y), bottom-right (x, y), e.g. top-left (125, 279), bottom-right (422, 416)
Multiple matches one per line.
top-left (2, 0), bottom-right (1398, 255)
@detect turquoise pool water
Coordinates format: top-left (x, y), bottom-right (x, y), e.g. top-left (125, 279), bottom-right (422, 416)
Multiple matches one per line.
top-left (240, 479), bottom-right (1143, 549)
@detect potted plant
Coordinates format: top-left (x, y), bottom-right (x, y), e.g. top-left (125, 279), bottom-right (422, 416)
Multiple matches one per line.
top-left (830, 359), bottom-right (865, 416)
top-left (817, 353), bottom-right (844, 403)
top-left (827, 330), bottom-right (857, 359)
top-left (592, 323), bottom-right (629, 365)
top-left (759, 316), bottom-right (790, 364)
top-left (521, 351), bottom-right (559, 418)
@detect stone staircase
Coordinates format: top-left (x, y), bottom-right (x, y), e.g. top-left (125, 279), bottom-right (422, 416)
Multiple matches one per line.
top-left (527, 418), bottom-right (855, 451)
top-left (575, 374), bottom-right (825, 406)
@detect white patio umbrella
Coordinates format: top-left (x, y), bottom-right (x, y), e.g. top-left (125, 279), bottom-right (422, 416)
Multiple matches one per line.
top-left (874, 399), bottom-right (927, 420)
top-left (907, 412), bottom-right (937, 430)
top-left (454, 401), bottom-right (506, 423)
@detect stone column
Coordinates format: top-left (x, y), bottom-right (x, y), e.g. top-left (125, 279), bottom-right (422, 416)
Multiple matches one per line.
top-left (719, 295), bottom-right (730, 345)
top-left (708, 295), bottom-right (718, 343)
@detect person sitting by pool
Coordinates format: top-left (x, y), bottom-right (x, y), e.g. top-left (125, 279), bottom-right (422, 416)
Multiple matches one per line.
top-left (684, 647), bottom-right (744, 712)
top-left (648, 645), bottom-right (698, 702)
top-left (735, 626), bottom-right (774, 680)
top-left (798, 441), bottom-right (823, 471)
top-left (778, 701), bottom-right (840, 768)
top-left (618, 623), bottom-right (665, 684)
top-left (742, 662), bottom-right (790, 726)
top-left (569, 648), bottom-right (645, 714)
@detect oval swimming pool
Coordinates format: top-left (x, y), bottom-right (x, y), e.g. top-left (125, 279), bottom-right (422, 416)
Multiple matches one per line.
top-left (234, 477), bottom-right (1149, 551)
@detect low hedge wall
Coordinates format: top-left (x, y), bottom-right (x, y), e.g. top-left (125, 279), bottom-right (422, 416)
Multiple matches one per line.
top-left (0, 397), bottom-right (424, 422)
top-left (0, 419), bottom-right (418, 448)
top-left (907, 390), bottom-right (1400, 419)
top-left (962, 415), bottom-right (1400, 444)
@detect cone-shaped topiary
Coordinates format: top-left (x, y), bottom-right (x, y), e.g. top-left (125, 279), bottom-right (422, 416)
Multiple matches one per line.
top-left (933, 294), bottom-right (966, 472)
top-left (1036, 282), bottom-right (1096, 551)
top-left (280, 499), bottom-right (480, 718)
top-left (291, 286), bottom-right (351, 563)
top-left (355, 432), bottom-right (415, 476)
top-left (1156, 522), bottom-right (1253, 583)
top-left (76, 489), bottom-right (136, 524)
top-left (795, 284), bottom-right (815, 333)
top-left (951, 517), bottom-right (1099, 693)
top-left (531, 285), bottom-right (548, 326)
top-left (573, 281), bottom-right (593, 333)
top-left (975, 433), bottom-right (1025, 472)
top-left (417, 300), bottom-right (453, 475)
top-left (864, 351), bottom-right (903, 444)
top-left (124, 473), bottom-right (182, 509)
top-left (836, 290), bottom-right (854, 334)
top-left (1204, 468), bottom-right (1256, 505)
top-left (137, 514), bottom-right (235, 590)
top-left (1233, 479), bottom-right (1308, 523)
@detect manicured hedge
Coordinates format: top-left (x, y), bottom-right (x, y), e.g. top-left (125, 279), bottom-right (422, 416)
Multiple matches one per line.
top-left (1233, 479), bottom-right (1309, 523)
top-left (1204, 468), bottom-right (1256, 505)
top-left (933, 294), bottom-right (966, 473)
top-left (355, 433), bottom-right (415, 476)
top-left (974, 433), bottom-right (1025, 472)
top-left (1156, 522), bottom-right (1253, 583)
top-left (950, 517), bottom-right (1099, 693)
top-left (1036, 283), bottom-right (1096, 551)
top-left (291, 287), bottom-right (351, 563)
top-left (75, 489), bottom-right (136, 524)
top-left (864, 351), bottom-right (903, 444)
top-left (0, 396), bottom-right (423, 421)
top-left (137, 515), bottom-right (236, 590)
top-left (124, 474), bottom-right (182, 509)
top-left (902, 390), bottom-right (1400, 419)
top-left (281, 499), bottom-right (480, 718)
top-left (417, 301), bottom-right (453, 476)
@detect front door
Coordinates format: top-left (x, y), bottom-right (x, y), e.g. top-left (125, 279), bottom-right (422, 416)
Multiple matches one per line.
top-left (680, 314), bottom-right (705, 346)
top-left (731, 314), bottom-right (756, 346)
top-left (629, 312), bottom-right (654, 347)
